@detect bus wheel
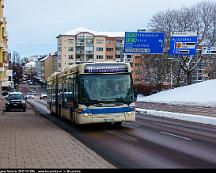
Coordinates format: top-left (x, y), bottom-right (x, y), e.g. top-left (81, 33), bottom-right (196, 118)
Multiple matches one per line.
top-left (115, 122), bottom-right (122, 127)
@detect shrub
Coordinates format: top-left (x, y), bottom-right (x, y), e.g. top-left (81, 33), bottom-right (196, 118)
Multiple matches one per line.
top-left (134, 83), bottom-right (169, 96)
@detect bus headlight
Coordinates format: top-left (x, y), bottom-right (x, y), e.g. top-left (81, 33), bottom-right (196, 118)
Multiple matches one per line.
top-left (82, 113), bottom-right (91, 117)
top-left (127, 112), bottom-right (132, 116)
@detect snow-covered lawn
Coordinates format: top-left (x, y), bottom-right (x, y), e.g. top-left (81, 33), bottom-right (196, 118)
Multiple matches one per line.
top-left (137, 79), bottom-right (216, 107)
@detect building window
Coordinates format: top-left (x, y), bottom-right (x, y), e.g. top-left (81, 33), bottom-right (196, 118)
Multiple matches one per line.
top-left (68, 39), bottom-right (74, 44)
top-left (116, 55), bottom-right (121, 59)
top-left (106, 40), bottom-right (113, 44)
top-left (116, 39), bottom-right (123, 43)
top-left (135, 78), bottom-right (142, 82)
top-left (135, 63), bottom-right (142, 67)
top-left (96, 47), bottom-right (103, 51)
top-left (68, 47), bottom-right (74, 51)
top-left (106, 48), bottom-right (113, 51)
top-left (96, 55), bottom-right (103, 59)
top-left (69, 63), bottom-right (73, 65)
top-left (96, 39), bottom-right (104, 44)
top-left (135, 56), bottom-right (141, 59)
top-left (135, 70), bottom-right (142, 75)
top-left (106, 55), bottom-right (113, 59)
top-left (69, 55), bottom-right (73, 59)
top-left (127, 55), bottom-right (132, 58)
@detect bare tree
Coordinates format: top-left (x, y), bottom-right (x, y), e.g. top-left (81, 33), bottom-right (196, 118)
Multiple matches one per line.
top-left (148, 1), bottom-right (216, 86)
top-left (12, 51), bottom-right (21, 65)
top-left (143, 55), bottom-right (171, 90)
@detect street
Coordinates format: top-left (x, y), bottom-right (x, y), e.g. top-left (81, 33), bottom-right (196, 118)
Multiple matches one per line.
top-left (29, 99), bottom-right (216, 168)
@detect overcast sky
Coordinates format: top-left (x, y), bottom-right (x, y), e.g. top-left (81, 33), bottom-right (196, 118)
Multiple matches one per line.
top-left (5, 0), bottom-right (207, 57)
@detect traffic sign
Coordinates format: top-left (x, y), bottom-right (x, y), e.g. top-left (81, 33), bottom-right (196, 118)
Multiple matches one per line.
top-left (124, 32), bottom-right (165, 54)
top-left (201, 47), bottom-right (216, 55)
top-left (169, 32), bottom-right (198, 55)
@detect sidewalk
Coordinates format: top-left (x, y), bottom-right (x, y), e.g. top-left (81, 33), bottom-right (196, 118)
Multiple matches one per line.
top-left (136, 102), bottom-right (216, 126)
top-left (0, 96), bottom-right (114, 169)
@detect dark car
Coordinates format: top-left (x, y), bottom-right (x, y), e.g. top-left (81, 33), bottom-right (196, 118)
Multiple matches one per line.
top-left (5, 92), bottom-right (27, 112)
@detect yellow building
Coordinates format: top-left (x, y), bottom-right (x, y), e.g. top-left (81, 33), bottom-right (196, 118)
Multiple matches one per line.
top-left (40, 53), bottom-right (55, 82)
top-left (0, 0), bottom-right (9, 92)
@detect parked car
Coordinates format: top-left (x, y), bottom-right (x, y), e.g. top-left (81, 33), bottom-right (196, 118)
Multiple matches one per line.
top-left (1, 90), bottom-right (8, 97)
top-left (28, 81), bottom-right (33, 85)
top-left (5, 92), bottom-right (26, 112)
top-left (26, 93), bottom-right (35, 99)
top-left (40, 93), bottom-right (47, 99)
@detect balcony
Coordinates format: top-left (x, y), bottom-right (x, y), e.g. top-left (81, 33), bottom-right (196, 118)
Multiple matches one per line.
top-left (3, 31), bottom-right (8, 38)
top-left (116, 43), bottom-right (124, 47)
top-left (0, 67), bottom-right (4, 72)
top-left (76, 42), bottom-right (84, 46)
top-left (115, 58), bottom-right (122, 62)
top-left (86, 42), bottom-right (94, 46)
top-left (0, 42), bottom-right (4, 48)
top-left (116, 50), bottom-right (123, 54)
top-left (76, 50), bottom-right (84, 54)
top-left (0, 17), bottom-right (3, 24)
top-left (85, 51), bottom-right (94, 55)
top-left (76, 59), bottom-right (84, 63)
top-left (86, 59), bottom-right (94, 63)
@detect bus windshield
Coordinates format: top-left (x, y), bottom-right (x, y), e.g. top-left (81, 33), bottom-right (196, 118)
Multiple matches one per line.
top-left (79, 74), bottom-right (134, 104)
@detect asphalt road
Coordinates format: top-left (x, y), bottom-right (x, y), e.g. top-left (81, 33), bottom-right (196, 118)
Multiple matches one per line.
top-left (29, 100), bottom-right (216, 168)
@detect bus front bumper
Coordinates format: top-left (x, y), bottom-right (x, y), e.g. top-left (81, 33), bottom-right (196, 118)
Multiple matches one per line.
top-left (77, 111), bottom-right (136, 124)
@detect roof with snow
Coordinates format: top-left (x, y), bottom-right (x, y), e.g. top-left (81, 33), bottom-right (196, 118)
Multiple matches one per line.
top-left (61, 27), bottom-right (125, 37)
top-left (40, 56), bottom-right (49, 62)
top-left (25, 61), bottom-right (35, 68)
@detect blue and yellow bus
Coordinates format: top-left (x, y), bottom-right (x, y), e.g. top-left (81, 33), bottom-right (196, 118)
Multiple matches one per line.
top-left (47, 62), bottom-right (136, 126)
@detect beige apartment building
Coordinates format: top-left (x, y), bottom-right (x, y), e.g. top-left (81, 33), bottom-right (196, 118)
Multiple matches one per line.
top-left (0, 0), bottom-right (10, 92)
top-left (40, 54), bottom-right (55, 81)
top-left (56, 27), bottom-right (128, 72)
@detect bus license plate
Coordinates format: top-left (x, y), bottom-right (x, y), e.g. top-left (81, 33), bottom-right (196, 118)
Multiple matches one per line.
top-left (104, 118), bottom-right (114, 122)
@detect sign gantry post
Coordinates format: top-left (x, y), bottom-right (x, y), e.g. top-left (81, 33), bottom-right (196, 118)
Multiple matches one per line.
top-left (169, 31), bottom-right (199, 85)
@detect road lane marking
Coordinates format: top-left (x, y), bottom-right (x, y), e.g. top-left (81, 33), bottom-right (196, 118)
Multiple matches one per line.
top-left (123, 122), bottom-right (140, 127)
top-left (160, 131), bottom-right (192, 141)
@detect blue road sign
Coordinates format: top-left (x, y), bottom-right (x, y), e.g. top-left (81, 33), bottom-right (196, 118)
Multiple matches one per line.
top-left (169, 32), bottom-right (198, 55)
top-left (124, 32), bottom-right (165, 54)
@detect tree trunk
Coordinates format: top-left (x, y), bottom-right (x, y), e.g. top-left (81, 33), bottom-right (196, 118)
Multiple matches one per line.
top-left (187, 72), bottom-right (192, 85)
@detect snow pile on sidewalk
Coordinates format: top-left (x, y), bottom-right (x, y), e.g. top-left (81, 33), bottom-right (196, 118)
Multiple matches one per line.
top-left (137, 79), bottom-right (216, 107)
top-left (136, 108), bottom-right (216, 126)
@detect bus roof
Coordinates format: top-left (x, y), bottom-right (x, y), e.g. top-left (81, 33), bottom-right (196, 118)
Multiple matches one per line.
top-left (47, 62), bottom-right (131, 82)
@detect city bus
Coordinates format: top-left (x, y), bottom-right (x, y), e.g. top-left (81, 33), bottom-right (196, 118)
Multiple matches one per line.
top-left (47, 62), bottom-right (136, 126)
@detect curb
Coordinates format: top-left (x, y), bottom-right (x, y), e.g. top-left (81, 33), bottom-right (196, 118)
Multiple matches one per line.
top-left (136, 108), bottom-right (216, 126)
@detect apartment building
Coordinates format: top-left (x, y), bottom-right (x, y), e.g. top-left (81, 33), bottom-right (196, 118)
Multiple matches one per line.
top-left (132, 55), bottom-right (145, 83)
top-left (56, 27), bottom-right (126, 72)
top-left (23, 61), bottom-right (35, 76)
top-left (0, 0), bottom-right (10, 92)
top-left (40, 53), bottom-right (55, 81)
